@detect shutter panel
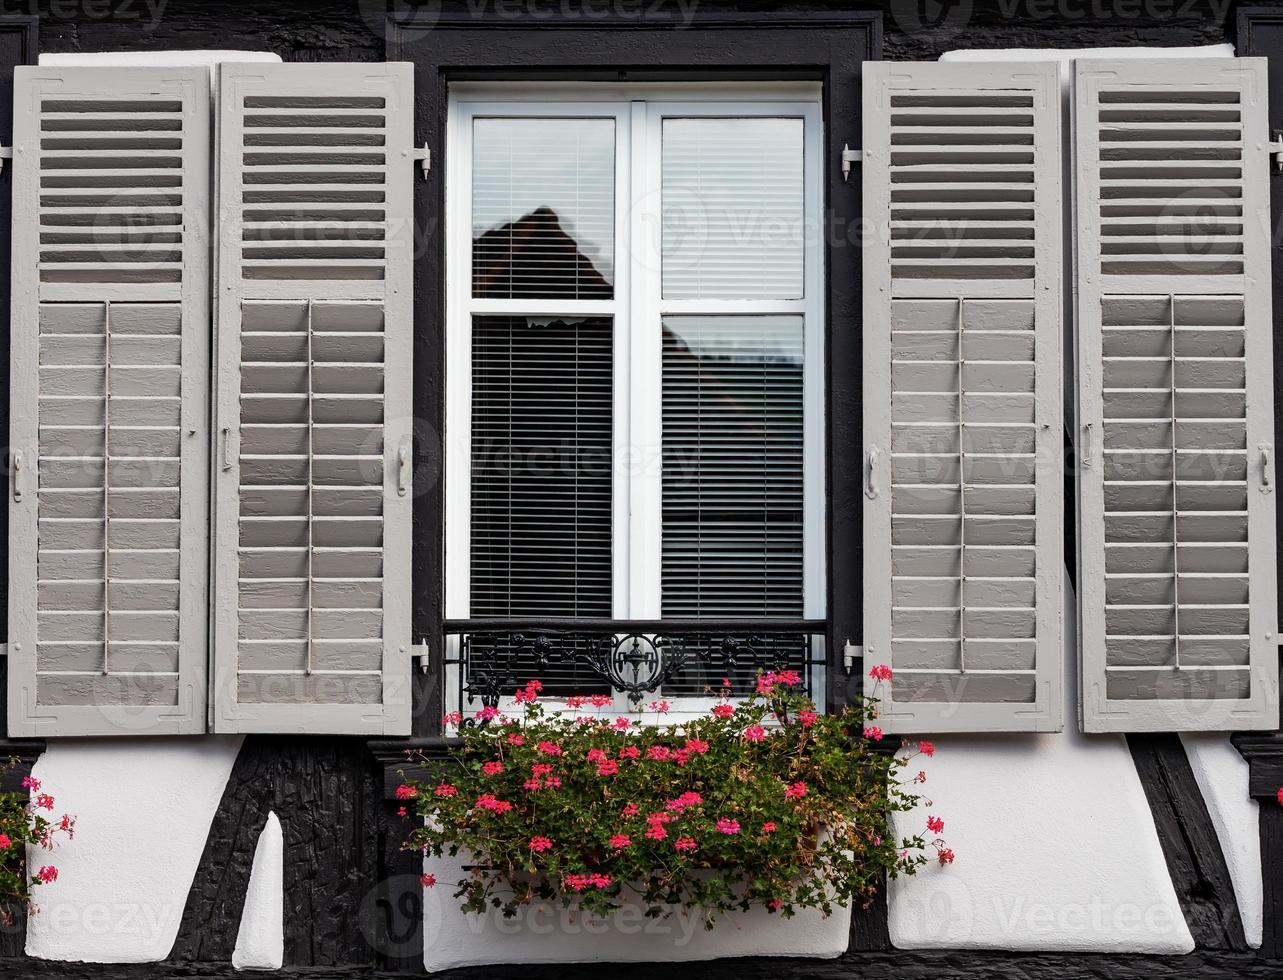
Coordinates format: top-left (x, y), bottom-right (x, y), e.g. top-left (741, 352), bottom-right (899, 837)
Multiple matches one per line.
top-left (1076, 58), bottom-right (1278, 732)
top-left (8, 67), bottom-right (210, 736)
top-left (862, 62), bottom-right (1063, 734)
top-left (211, 63), bottom-right (412, 735)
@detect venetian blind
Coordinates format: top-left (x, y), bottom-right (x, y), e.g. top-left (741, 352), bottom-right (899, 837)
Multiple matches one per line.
top-left (660, 314), bottom-right (804, 618)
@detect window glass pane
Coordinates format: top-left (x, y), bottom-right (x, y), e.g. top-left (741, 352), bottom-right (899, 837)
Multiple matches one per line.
top-left (661, 315), bottom-right (804, 617)
top-left (472, 118), bottom-right (615, 299)
top-left (661, 117), bottom-right (804, 300)
top-left (470, 315), bottom-right (613, 618)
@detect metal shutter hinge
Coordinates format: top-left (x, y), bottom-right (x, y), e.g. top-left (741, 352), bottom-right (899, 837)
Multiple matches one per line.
top-left (841, 144), bottom-right (861, 182)
top-left (843, 639), bottom-right (862, 671)
top-left (414, 638), bottom-right (430, 673)
top-left (1270, 132), bottom-right (1283, 172)
top-left (0, 643), bottom-right (7, 659)
top-left (413, 144), bottom-right (430, 179)
top-left (0, 146), bottom-right (12, 174)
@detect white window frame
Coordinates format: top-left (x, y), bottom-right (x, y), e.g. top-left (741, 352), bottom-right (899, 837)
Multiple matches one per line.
top-left (444, 83), bottom-right (825, 714)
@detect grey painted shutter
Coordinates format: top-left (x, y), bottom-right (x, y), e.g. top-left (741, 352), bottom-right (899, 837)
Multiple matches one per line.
top-left (862, 62), bottom-right (1063, 734)
top-left (1076, 58), bottom-right (1279, 732)
top-left (8, 67), bottom-right (210, 736)
top-left (211, 62), bottom-right (412, 735)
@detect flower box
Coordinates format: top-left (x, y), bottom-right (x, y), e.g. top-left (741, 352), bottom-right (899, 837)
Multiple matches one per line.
top-left (400, 670), bottom-right (951, 928)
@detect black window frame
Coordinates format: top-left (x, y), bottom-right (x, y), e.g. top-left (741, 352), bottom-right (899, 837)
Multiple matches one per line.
top-left (391, 2), bottom-right (881, 735)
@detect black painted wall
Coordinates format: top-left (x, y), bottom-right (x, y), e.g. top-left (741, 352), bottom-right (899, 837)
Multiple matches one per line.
top-left (21, 0), bottom-right (1274, 68)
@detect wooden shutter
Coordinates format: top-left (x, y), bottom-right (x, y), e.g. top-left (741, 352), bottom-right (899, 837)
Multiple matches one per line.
top-left (211, 63), bottom-right (412, 735)
top-left (8, 67), bottom-right (210, 736)
top-left (1076, 58), bottom-right (1278, 732)
top-left (862, 62), bottom-right (1063, 734)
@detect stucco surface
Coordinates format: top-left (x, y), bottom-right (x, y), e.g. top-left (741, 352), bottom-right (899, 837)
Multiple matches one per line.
top-left (232, 811), bottom-right (284, 970)
top-left (1181, 734), bottom-right (1262, 948)
top-left (24, 737), bottom-right (243, 963)
top-left (887, 579), bottom-right (1193, 953)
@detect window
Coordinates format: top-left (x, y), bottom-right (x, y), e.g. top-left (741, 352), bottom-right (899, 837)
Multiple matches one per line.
top-left (445, 86), bottom-right (824, 709)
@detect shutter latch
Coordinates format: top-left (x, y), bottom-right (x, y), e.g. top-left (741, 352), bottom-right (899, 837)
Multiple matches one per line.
top-left (1269, 132), bottom-right (1283, 172)
top-left (413, 144), bottom-right (430, 179)
top-left (841, 144), bottom-right (861, 182)
top-left (414, 638), bottom-right (431, 674)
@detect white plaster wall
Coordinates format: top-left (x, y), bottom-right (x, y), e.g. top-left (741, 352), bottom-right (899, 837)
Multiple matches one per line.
top-left (39, 49), bottom-right (282, 96)
top-left (24, 736), bottom-right (243, 963)
top-left (887, 580), bottom-right (1193, 953)
top-left (1181, 734), bottom-right (1262, 948)
top-left (421, 851), bottom-right (850, 972)
top-left (232, 811), bottom-right (284, 970)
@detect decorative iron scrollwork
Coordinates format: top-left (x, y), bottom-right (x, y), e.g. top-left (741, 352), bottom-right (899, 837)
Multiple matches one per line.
top-left (446, 620), bottom-right (823, 717)
top-left (579, 634), bottom-right (692, 705)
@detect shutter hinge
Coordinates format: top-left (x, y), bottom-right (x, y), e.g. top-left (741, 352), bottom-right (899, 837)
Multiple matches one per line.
top-left (841, 144), bottom-right (861, 182)
top-left (843, 639), bottom-right (862, 672)
top-left (0, 146), bottom-right (12, 174)
top-left (413, 144), bottom-right (430, 179)
top-left (1270, 132), bottom-right (1283, 172)
top-left (414, 638), bottom-right (431, 673)
top-left (0, 643), bottom-right (7, 659)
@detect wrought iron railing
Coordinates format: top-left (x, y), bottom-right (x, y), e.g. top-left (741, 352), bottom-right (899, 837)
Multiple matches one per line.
top-left (443, 618), bottom-right (826, 711)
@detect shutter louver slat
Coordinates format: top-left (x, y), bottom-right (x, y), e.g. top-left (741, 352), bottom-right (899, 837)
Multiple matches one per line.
top-left (9, 67), bottom-right (210, 736)
top-left (213, 64), bottom-right (413, 735)
top-left (863, 63), bottom-right (1063, 734)
top-left (1076, 58), bottom-right (1278, 732)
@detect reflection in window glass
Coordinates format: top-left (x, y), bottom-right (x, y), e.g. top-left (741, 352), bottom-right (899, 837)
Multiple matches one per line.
top-left (661, 315), bottom-right (804, 617)
top-left (472, 118), bottom-right (615, 299)
top-left (470, 314), bottom-right (614, 619)
top-left (662, 117), bottom-right (804, 300)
